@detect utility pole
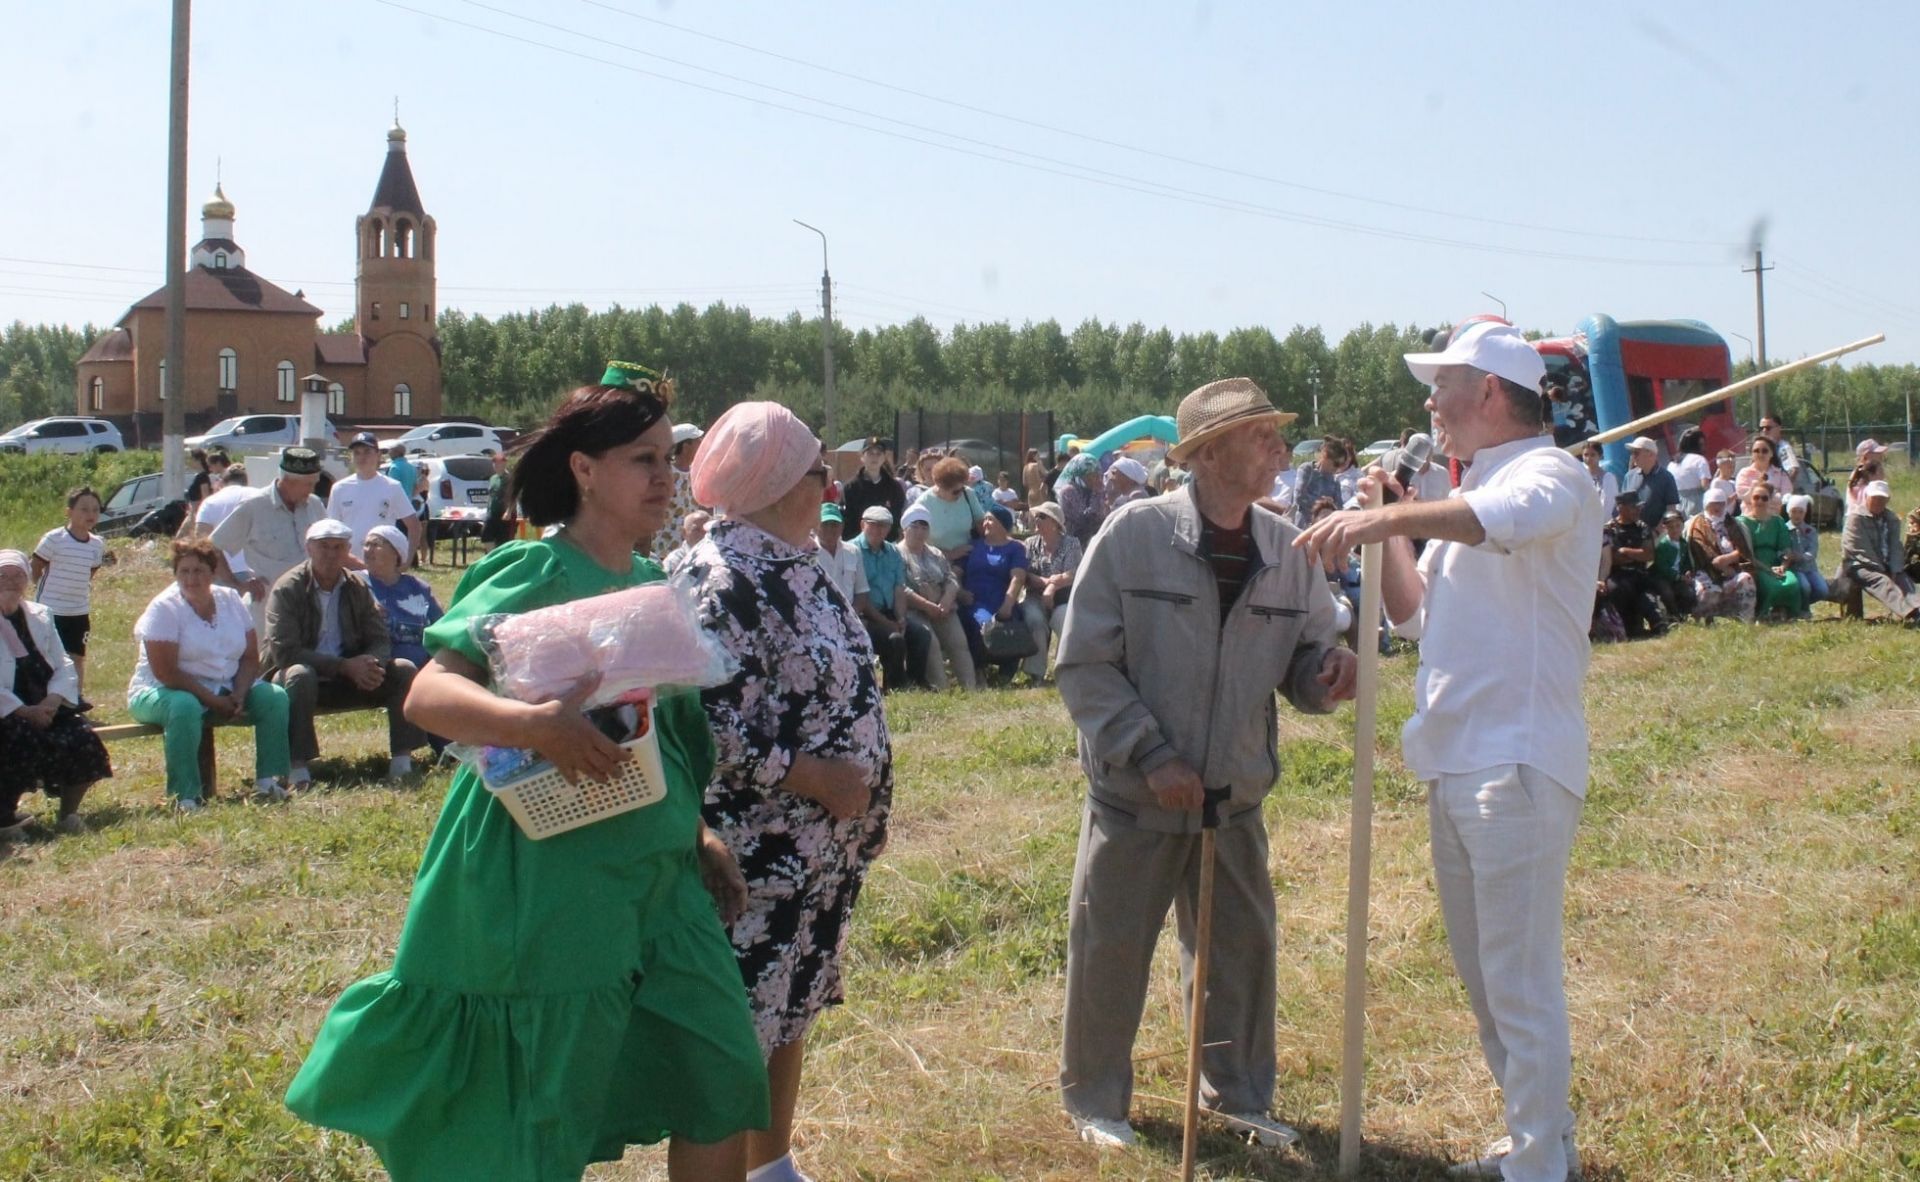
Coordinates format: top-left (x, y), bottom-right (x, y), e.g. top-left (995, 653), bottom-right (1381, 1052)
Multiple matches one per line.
top-left (1742, 249), bottom-right (1773, 422)
top-left (162, 0), bottom-right (191, 495)
top-left (793, 219), bottom-right (835, 446)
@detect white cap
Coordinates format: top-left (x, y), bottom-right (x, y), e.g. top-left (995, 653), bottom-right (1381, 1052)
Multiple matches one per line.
top-left (900, 504), bottom-right (932, 529)
top-left (305, 518), bottom-right (353, 542)
top-left (1402, 320), bottom-right (1546, 392)
top-left (1866, 479), bottom-right (1892, 499)
top-left (365, 523), bottom-right (411, 565)
top-left (860, 505), bottom-right (894, 525)
top-left (1109, 456), bottom-right (1149, 485)
top-left (1704, 485), bottom-right (1730, 505)
top-left (672, 423), bottom-right (704, 446)
top-left (1626, 436), bottom-right (1658, 452)
top-left (968, 465), bottom-right (985, 482)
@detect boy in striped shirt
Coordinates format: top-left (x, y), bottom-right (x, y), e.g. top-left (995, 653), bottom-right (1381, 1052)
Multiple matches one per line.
top-left (31, 486), bottom-right (113, 706)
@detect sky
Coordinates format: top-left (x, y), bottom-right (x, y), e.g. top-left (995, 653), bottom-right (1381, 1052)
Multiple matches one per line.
top-left (5, 0), bottom-right (1918, 369)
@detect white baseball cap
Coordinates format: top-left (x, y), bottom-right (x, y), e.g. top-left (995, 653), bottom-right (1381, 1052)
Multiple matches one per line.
top-left (1857, 438), bottom-right (1888, 459)
top-left (1865, 480), bottom-right (1892, 499)
top-left (672, 423), bottom-right (704, 446)
top-left (900, 504), bottom-right (932, 529)
top-left (1626, 436), bottom-right (1659, 452)
top-left (1402, 320), bottom-right (1546, 392)
top-left (1704, 485), bottom-right (1730, 506)
top-left (1109, 456), bottom-right (1149, 485)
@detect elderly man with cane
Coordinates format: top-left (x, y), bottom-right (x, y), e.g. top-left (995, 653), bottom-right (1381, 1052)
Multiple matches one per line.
top-left (1055, 377), bottom-right (1356, 1154)
top-left (1296, 320), bottom-right (1601, 1181)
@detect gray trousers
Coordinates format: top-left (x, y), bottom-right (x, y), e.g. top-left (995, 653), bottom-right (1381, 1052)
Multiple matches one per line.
top-left (1855, 568), bottom-right (1920, 619)
top-left (1060, 799), bottom-right (1278, 1122)
top-left (276, 659), bottom-right (425, 764)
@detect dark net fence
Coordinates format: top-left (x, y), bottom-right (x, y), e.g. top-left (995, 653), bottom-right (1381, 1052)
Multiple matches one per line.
top-left (892, 411), bottom-right (1055, 479)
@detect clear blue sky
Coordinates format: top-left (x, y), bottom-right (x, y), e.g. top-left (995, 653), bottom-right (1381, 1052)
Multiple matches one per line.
top-left (6, 0), bottom-right (1917, 368)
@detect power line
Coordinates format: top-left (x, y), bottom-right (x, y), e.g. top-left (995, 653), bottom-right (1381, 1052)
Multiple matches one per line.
top-left (374, 0), bottom-right (1723, 269)
top-left (565, 0), bottom-right (1738, 250)
top-left (1774, 258), bottom-right (1919, 322)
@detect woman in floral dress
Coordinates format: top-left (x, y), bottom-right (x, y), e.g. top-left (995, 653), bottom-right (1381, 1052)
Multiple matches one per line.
top-left (678, 400), bottom-right (893, 1182)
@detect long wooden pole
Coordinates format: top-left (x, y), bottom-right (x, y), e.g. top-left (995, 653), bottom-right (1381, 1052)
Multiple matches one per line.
top-left (1337, 540), bottom-right (1384, 1176)
top-left (1579, 333), bottom-right (1884, 450)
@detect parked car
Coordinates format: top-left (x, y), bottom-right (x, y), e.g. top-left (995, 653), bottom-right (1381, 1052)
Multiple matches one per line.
top-left (1357, 439), bottom-right (1400, 465)
top-left (185, 413), bottom-right (340, 454)
top-left (927, 438), bottom-right (1019, 479)
top-left (420, 454), bottom-right (495, 518)
top-left (1291, 438), bottom-right (1323, 469)
top-left (0, 417), bottom-right (125, 454)
top-left (393, 421), bottom-right (508, 457)
top-left (98, 471), bottom-right (173, 535)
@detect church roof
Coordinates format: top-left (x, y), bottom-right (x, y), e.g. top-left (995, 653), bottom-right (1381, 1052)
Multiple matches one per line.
top-left (79, 326), bottom-right (134, 364)
top-left (315, 333), bottom-right (368, 366)
top-left (369, 133), bottom-right (427, 218)
top-left (129, 265), bottom-right (322, 317)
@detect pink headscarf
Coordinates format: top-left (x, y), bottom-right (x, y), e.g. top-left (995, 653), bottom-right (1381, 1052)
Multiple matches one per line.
top-left (690, 401), bottom-right (820, 516)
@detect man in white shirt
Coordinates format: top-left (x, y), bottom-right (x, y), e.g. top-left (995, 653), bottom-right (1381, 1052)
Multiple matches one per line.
top-left (195, 463), bottom-right (255, 581)
top-left (328, 432), bottom-right (420, 563)
top-left (209, 447), bottom-right (329, 631)
top-left (814, 503), bottom-right (869, 607)
top-left (1296, 320), bottom-right (1600, 1182)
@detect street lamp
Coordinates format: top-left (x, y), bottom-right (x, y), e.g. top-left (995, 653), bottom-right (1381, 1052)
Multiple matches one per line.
top-left (1480, 291), bottom-right (1508, 320)
top-left (793, 219), bottom-right (836, 447)
top-left (1727, 330), bottom-right (1756, 366)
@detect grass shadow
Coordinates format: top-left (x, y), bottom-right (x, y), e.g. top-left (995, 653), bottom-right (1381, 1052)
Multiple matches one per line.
top-left (1131, 1114), bottom-right (1470, 1179)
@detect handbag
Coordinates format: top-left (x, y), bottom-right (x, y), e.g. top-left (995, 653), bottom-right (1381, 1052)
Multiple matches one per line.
top-left (982, 614), bottom-right (1039, 662)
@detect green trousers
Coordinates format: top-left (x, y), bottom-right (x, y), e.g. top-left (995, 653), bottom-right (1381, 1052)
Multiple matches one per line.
top-left (128, 682), bottom-right (292, 801)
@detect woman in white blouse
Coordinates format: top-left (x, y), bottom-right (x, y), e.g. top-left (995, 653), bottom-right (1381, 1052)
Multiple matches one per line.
top-left (127, 537), bottom-right (292, 809)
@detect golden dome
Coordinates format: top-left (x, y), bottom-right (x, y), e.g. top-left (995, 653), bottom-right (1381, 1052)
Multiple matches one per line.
top-left (388, 122), bottom-right (407, 146)
top-left (202, 183), bottom-right (234, 220)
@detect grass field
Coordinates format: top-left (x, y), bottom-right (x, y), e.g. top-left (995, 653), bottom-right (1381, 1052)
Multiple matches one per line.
top-left (1, 453), bottom-right (1917, 1180)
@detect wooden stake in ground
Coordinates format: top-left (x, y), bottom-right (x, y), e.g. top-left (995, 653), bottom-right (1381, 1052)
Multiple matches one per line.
top-left (1338, 540), bottom-right (1385, 1176)
top-left (1181, 785), bottom-right (1231, 1182)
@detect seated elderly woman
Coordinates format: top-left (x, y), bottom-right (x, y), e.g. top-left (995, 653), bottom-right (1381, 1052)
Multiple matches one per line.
top-left (362, 525), bottom-right (443, 669)
top-left (0, 549), bottom-right (111, 836)
top-left (1019, 502), bottom-right (1081, 684)
top-left (1735, 483), bottom-right (1804, 619)
top-left (1684, 486), bottom-right (1759, 622)
top-left (897, 503), bottom-right (978, 690)
top-left (959, 504), bottom-right (1032, 681)
top-left (127, 537), bottom-right (292, 809)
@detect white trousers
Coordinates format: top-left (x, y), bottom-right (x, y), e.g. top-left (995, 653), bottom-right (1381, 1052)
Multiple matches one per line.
top-left (1428, 764), bottom-right (1582, 1182)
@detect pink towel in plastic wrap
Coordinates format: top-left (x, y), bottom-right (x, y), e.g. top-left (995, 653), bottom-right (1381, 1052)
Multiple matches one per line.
top-left (475, 578), bottom-right (736, 708)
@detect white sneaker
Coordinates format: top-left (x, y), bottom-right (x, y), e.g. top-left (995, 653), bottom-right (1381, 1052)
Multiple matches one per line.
top-left (175, 798), bottom-right (205, 813)
top-left (1206, 1109), bottom-right (1300, 1148)
top-left (253, 780), bottom-right (288, 803)
top-left (1449, 1133), bottom-right (1581, 1180)
top-left (1070, 1114), bottom-right (1137, 1148)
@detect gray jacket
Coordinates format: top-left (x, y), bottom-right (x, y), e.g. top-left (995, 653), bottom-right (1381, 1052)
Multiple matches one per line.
top-left (1055, 483), bottom-right (1339, 833)
top-left (1841, 508), bottom-right (1901, 575)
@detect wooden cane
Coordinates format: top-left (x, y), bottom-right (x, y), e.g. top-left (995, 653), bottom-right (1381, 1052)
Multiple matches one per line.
top-left (1337, 539), bottom-right (1385, 1176)
top-left (1576, 333), bottom-right (1884, 450)
top-left (1181, 785), bottom-right (1231, 1182)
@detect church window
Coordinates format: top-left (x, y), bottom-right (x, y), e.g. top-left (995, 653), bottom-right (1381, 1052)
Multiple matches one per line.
top-left (213, 250), bottom-right (229, 269)
top-left (371, 302), bottom-right (382, 321)
top-left (277, 360), bottom-right (297, 403)
top-left (328, 381), bottom-right (347, 416)
top-left (158, 358), bottom-right (167, 401)
top-left (400, 302), bottom-right (410, 319)
top-left (218, 348), bottom-right (238, 391)
top-left (393, 383), bottom-right (413, 417)
top-left (396, 222), bottom-right (413, 258)
top-left (90, 377), bottom-right (104, 411)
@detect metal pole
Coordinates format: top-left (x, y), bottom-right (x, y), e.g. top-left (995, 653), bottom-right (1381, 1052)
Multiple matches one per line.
top-left (1743, 250), bottom-right (1774, 421)
top-left (162, 0), bottom-right (191, 494)
top-left (1337, 538), bottom-right (1383, 1176)
top-left (1480, 291), bottom-right (1507, 320)
top-left (794, 219), bottom-right (835, 446)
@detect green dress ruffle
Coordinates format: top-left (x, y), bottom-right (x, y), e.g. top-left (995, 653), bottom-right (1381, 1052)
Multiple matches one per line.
top-left (285, 538), bottom-right (769, 1182)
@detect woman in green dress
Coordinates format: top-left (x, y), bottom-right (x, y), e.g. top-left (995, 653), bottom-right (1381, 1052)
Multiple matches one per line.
top-left (285, 364), bottom-right (769, 1182)
top-left (1737, 483), bottom-right (1804, 619)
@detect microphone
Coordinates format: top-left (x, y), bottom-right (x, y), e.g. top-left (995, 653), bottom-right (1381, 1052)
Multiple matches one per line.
top-left (1383, 432), bottom-right (1433, 503)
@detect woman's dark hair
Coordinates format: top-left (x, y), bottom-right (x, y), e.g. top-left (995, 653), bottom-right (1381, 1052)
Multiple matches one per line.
top-left (1678, 426), bottom-right (1705, 456)
top-left (509, 384), bottom-right (669, 526)
top-left (189, 448), bottom-right (208, 468)
top-left (985, 504), bottom-right (1014, 531)
top-left (169, 536), bottom-right (221, 572)
top-left (1749, 436), bottom-right (1776, 463)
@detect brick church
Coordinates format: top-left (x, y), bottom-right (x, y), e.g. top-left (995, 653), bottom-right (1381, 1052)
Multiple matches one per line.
top-left (76, 123), bottom-right (443, 439)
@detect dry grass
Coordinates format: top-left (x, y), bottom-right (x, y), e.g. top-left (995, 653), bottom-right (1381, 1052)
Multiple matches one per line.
top-left (1, 522), bottom-right (1918, 1179)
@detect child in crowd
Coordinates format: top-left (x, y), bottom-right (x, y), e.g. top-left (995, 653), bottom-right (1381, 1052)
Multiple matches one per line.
top-left (991, 470), bottom-right (1021, 511)
top-left (1709, 450), bottom-right (1739, 506)
top-left (1784, 494), bottom-right (1828, 606)
top-left (1652, 507), bottom-right (1698, 621)
top-left (31, 486), bottom-right (113, 707)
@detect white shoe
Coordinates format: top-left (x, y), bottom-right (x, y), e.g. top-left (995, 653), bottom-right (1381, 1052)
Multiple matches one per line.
top-left (253, 781), bottom-right (288, 803)
top-left (1206, 1109), bottom-right (1300, 1148)
top-left (174, 798), bottom-right (205, 813)
top-left (1450, 1133), bottom-right (1581, 1180)
top-left (1070, 1114), bottom-right (1137, 1148)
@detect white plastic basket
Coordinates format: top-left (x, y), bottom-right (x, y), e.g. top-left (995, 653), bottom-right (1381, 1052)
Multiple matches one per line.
top-left (486, 706), bottom-right (669, 840)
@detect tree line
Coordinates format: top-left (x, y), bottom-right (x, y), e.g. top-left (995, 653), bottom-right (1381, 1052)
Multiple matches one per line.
top-left (4, 310), bottom-right (1915, 448)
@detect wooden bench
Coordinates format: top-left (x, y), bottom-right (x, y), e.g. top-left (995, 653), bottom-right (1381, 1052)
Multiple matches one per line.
top-left (92, 704), bottom-right (371, 794)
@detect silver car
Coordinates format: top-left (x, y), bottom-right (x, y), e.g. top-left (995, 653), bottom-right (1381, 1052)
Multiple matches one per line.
top-left (0, 417), bottom-right (125, 454)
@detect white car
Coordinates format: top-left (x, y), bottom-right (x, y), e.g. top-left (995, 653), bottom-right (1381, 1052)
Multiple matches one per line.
top-left (421, 453), bottom-right (496, 523)
top-left (393, 421), bottom-right (507, 457)
top-left (0, 417), bottom-right (125, 454)
top-left (185, 413), bottom-right (340, 454)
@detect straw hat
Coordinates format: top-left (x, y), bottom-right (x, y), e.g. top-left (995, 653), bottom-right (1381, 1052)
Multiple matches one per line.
top-left (1168, 378), bottom-right (1297, 461)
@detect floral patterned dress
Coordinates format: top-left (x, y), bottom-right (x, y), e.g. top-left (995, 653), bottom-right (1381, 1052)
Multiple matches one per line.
top-left (677, 518), bottom-right (893, 1054)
